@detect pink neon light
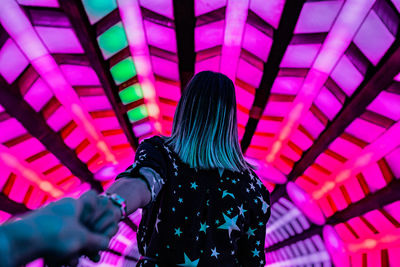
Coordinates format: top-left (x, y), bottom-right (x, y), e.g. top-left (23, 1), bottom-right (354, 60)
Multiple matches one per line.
top-left (220, 0), bottom-right (249, 80)
top-left (249, 0), bottom-right (285, 29)
top-left (195, 0), bottom-right (226, 17)
top-left (265, 0), bottom-right (375, 163)
top-left (35, 26), bottom-right (84, 54)
top-left (0, 39), bottom-right (29, 84)
top-left (287, 181), bottom-right (326, 225)
top-left (323, 225), bottom-right (349, 267)
top-left (0, 0), bottom-right (117, 163)
top-left (118, 0), bottom-right (162, 133)
top-left (314, 120), bottom-right (400, 199)
top-left (0, 144), bottom-right (63, 198)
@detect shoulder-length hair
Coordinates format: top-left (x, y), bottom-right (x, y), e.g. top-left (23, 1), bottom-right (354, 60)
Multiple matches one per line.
top-left (161, 71), bottom-right (255, 173)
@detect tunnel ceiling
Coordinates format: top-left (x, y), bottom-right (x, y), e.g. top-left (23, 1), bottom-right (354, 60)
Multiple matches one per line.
top-left (0, 0), bottom-right (400, 266)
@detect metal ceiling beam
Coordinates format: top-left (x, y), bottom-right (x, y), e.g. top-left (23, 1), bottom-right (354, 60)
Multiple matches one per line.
top-left (272, 34), bottom-right (400, 201)
top-left (59, 0), bottom-right (139, 149)
top-left (266, 178), bottom-right (400, 252)
top-left (240, 0), bottom-right (306, 153)
top-left (173, 0), bottom-right (195, 92)
top-left (0, 76), bottom-right (103, 192)
top-left (0, 193), bottom-right (30, 216)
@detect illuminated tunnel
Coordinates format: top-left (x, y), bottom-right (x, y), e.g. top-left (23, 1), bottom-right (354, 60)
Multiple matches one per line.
top-left (0, 0), bottom-right (399, 266)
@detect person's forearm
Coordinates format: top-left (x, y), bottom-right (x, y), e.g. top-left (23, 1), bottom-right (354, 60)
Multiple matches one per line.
top-left (106, 178), bottom-right (151, 215)
top-left (0, 219), bottom-right (45, 266)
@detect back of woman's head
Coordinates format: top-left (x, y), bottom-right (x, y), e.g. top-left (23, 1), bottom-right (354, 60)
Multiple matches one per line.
top-left (163, 71), bottom-right (254, 173)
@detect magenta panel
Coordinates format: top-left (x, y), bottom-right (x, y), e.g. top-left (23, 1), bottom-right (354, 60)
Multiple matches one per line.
top-left (0, 210), bottom-right (11, 224)
top-left (28, 153), bottom-right (59, 173)
top-left (195, 20), bottom-right (224, 52)
top-left (23, 78), bottom-right (53, 112)
top-left (59, 65), bottom-right (100, 86)
top-left (144, 20), bottom-right (177, 53)
top-left (353, 11), bottom-right (395, 65)
top-left (364, 209), bottom-right (396, 233)
top-left (314, 87), bottom-right (342, 120)
top-left (80, 96), bottom-right (112, 112)
top-left (294, 1), bottom-right (343, 34)
top-left (236, 108), bottom-right (248, 127)
top-left (330, 55), bottom-right (363, 96)
top-left (249, 0), bottom-right (285, 29)
top-left (0, 119), bottom-right (26, 143)
top-left (94, 116), bottom-right (121, 131)
top-left (367, 91), bottom-right (400, 121)
top-left (8, 137), bottom-right (44, 161)
top-left (393, 0), bottom-right (400, 12)
top-left (17, 0), bottom-right (59, 7)
top-left (290, 128), bottom-right (313, 151)
top-left (280, 44), bottom-right (321, 68)
top-left (195, 56), bottom-right (220, 73)
top-left (195, 0), bottom-right (226, 16)
top-left (300, 111), bottom-right (325, 139)
top-left (236, 58), bottom-right (263, 87)
top-left (385, 146), bottom-right (400, 177)
top-left (35, 26), bottom-right (84, 54)
top-left (140, 0), bottom-right (173, 19)
top-left (0, 39), bottom-right (29, 84)
top-left (263, 101), bottom-right (292, 117)
top-left (46, 107), bottom-right (72, 132)
top-left (345, 118), bottom-right (386, 143)
top-left (343, 177), bottom-right (365, 203)
top-left (156, 80), bottom-right (180, 101)
top-left (271, 77), bottom-right (304, 95)
top-left (151, 56), bottom-right (179, 81)
top-left (242, 24), bottom-right (272, 62)
top-left (362, 163), bottom-right (387, 193)
top-left (235, 87), bottom-right (254, 110)
top-left (329, 137), bottom-right (363, 159)
top-left (25, 187), bottom-right (45, 210)
top-left (8, 177), bottom-right (30, 203)
top-left (64, 128), bottom-right (86, 149)
top-left (330, 187), bottom-right (348, 211)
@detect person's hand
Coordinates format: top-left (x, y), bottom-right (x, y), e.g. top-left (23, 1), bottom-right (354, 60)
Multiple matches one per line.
top-left (2, 190), bottom-right (121, 266)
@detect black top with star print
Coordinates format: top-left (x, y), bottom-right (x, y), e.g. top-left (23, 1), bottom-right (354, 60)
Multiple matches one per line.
top-left (116, 136), bottom-right (271, 266)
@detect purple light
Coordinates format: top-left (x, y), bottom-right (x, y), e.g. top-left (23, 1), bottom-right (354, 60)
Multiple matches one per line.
top-left (323, 225), bottom-right (349, 267)
top-left (287, 181), bottom-right (326, 225)
top-left (94, 164), bottom-right (119, 181)
top-left (0, 39), bottom-right (29, 84)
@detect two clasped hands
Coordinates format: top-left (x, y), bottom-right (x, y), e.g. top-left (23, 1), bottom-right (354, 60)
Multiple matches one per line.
top-left (1, 190), bottom-right (123, 267)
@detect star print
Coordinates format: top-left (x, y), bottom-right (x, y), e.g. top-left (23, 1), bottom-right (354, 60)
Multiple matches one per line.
top-left (258, 196), bottom-right (270, 213)
top-left (190, 182), bottom-right (198, 190)
top-left (222, 190), bottom-right (235, 199)
top-left (155, 217), bottom-right (161, 232)
top-left (256, 241), bottom-right (261, 246)
top-left (199, 222), bottom-right (209, 233)
top-left (249, 183), bottom-right (255, 191)
top-left (238, 204), bottom-right (247, 217)
top-left (259, 222), bottom-right (263, 226)
top-left (227, 210), bottom-right (232, 215)
top-left (174, 228), bottom-right (182, 237)
top-left (173, 162), bottom-right (178, 169)
top-left (206, 200), bottom-right (210, 206)
top-left (246, 227), bottom-right (256, 238)
top-left (215, 219), bottom-right (219, 224)
top-left (178, 198), bottom-right (183, 203)
top-left (177, 253), bottom-right (200, 267)
top-left (232, 179), bottom-right (237, 184)
top-left (218, 213), bottom-right (240, 237)
top-left (251, 248), bottom-right (260, 257)
top-left (249, 171), bottom-right (255, 181)
top-left (246, 188), bottom-right (250, 193)
top-left (256, 179), bottom-right (263, 187)
top-left (172, 207), bottom-right (176, 212)
top-left (211, 247), bottom-right (219, 258)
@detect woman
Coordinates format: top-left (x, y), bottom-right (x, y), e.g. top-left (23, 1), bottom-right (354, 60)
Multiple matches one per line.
top-left (106, 71), bottom-right (271, 266)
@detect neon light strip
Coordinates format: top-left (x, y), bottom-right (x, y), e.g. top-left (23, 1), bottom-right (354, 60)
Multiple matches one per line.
top-left (0, 144), bottom-right (64, 198)
top-left (266, 208), bottom-right (301, 233)
top-left (265, 0), bottom-right (376, 163)
top-left (314, 119), bottom-right (400, 199)
top-left (117, 0), bottom-right (162, 133)
top-left (266, 251), bottom-right (330, 267)
top-left (346, 228), bottom-right (400, 253)
top-left (0, 0), bottom-right (117, 163)
top-left (220, 0), bottom-right (249, 81)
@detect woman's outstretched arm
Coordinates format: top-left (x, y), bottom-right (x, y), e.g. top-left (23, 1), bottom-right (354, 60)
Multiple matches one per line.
top-left (106, 177), bottom-right (151, 215)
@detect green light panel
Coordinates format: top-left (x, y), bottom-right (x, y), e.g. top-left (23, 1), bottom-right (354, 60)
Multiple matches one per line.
top-left (119, 84), bottom-right (143, 104)
top-left (97, 23), bottom-right (128, 59)
top-left (81, 0), bottom-right (117, 24)
top-left (127, 105), bottom-right (148, 122)
top-left (110, 57), bottom-right (136, 85)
